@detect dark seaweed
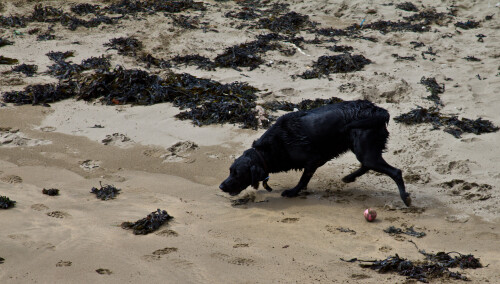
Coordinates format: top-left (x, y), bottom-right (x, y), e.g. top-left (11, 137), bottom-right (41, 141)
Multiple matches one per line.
top-left (392, 54), bottom-right (416, 61)
top-left (384, 226), bottom-right (426, 238)
top-left (0, 37), bottom-right (13, 47)
top-left (42, 188), bottom-right (60, 196)
top-left (140, 53), bottom-right (172, 69)
top-left (71, 3), bottom-right (101, 15)
top-left (11, 64), bottom-right (38, 77)
top-left (297, 54), bottom-right (371, 79)
top-left (225, 9), bottom-right (259, 20)
top-left (420, 77), bottom-right (444, 105)
top-left (90, 182), bottom-right (121, 200)
top-left (327, 45), bottom-right (353, 52)
top-left (363, 20), bottom-right (430, 33)
top-left (104, 37), bottom-right (143, 56)
top-left (455, 20), bottom-right (480, 29)
top-left (396, 2), bottom-right (419, 12)
top-left (403, 9), bottom-right (449, 25)
top-left (80, 55), bottom-right (111, 71)
top-left (0, 15), bottom-right (28, 28)
top-left (2, 83), bottom-right (75, 105)
top-left (171, 54), bottom-right (215, 70)
top-left (463, 56), bottom-right (481, 62)
top-left (37, 27), bottom-right (56, 41)
top-left (0, 257), bottom-right (4, 264)
top-left (262, 97), bottom-right (344, 112)
top-left (0, 56), bottom-right (19, 65)
top-left (46, 51), bottom-right (75, 62)
top-left (0, 196), bottom-right (16, 209)
top-left (106, 0), bottom-right (205, 15)
top-left (170, 14), bottom-right (198, 29)
top-left (258, 11), bottom-right (316, 34)
top-left (121, 209), bottom-right (173, 235)
top-left (394, 106), bottom-right (499, 138)
top-left (476, 34), bottom-right (486, 42)
top-left (410, 41), bottom-right (425, 49)
top-left (214, 35), bottom-right (280, 70)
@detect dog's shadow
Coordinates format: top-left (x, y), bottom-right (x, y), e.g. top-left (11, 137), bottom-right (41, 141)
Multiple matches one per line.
top-left (229, 185), bottom-right (404, 211)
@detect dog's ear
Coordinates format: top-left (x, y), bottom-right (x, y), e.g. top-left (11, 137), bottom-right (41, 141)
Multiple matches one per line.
top-left (250, 165), bottom-right (266, 189)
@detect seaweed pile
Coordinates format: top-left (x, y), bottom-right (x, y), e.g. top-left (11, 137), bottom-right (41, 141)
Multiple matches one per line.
top-left (121, 209), bottom-right (173, 235)
top-left (0, 56), bottom-right (19, 65)
top-left (90, 182), bottom-right (121, 200)
top-left (42, 188), bottom-right (60, 196)
top-left (171, 54), bottom-right (214, 70)
top-left (384, 226), bottom-right (426, 238)
top-left (0, 196), bottom-right (16, 209)
top-left (105, 0), bottom-right (205, 15)
top-left (394, 107), bottom-right (499, 138)
top-left (104, 37), bottom-right (143, 56)
top-left (214, 34), bottom-right (281, 70)
top-left (2, 83), bottom-right (75, 105)
top-left (262, 97), bottom-right (344, 112)
top-left (345, 241), bottom-right (483, 282)
top-left (258, 11), bottom-right (317, 34)
top-left (298, 53), bottom-right (371, 79)
top-left (11, 64), bottom-right (38, 77)
top-left (0, 37), bottom-right (13, 47)
top-left (420, 77), bottom-right (444, 105)
top-left (455, 20), bottom-right (480, 29)
top-left (396, 2), bottom-right (419, 12)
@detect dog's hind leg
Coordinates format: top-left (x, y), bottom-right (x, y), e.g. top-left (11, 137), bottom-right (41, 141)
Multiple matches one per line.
top-left (282, 167), bottom-right (317, 197)
top-left (351, 129), bottom-right (411, 206)
top-left (342, 166), bottom-right (369, 183)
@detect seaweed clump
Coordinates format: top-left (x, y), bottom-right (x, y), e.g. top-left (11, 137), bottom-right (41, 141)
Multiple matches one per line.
top-left (42, 188), bottom-right (60, 196)
top-left (171, 54), bottom-right (215, 70)
top-left (104, 37), bottom-right (143, 56)
top-left (214, 34), bottom-right (281, 70)
top-left (396, 2), bottom-right (419, 12)
top-left (90, 182), bottom-right (121, 200)
top-left (0, 196), bottom-right (16, 209)
top-left (394, 106), bottom-right (499, 138)
top-left (455, 20), bottom-right (480, 29)
top-left (2, 83), bottom-right (75, 105)
top-left (0, 56), bottom-right (19, 65)
top-left (121, 209), bottom-right (173, 235)
top-left (258, 11), bottom-right (316, 34)
top-left (384, 226), bottom-right (426, 238)
top-left (11, 64), bottom-right (38, 77)
top-left (420, 77), bottom-right (444, 105)
top-left (262, 97), bottom-right (343, 112)
top-left (0, 37), bottom-right (13, 47)
top-left (298, 54), bottom-right (371, 79)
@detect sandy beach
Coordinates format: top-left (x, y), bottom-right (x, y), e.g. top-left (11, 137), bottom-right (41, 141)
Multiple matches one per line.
top-left (1, 0), bottom-right (500, 282)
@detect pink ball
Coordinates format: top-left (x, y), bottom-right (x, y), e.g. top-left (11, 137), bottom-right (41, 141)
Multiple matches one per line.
top-left (364, 208), bottom-right (377, 222)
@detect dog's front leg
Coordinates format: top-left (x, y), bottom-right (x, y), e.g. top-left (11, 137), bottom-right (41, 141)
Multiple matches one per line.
top-left (282, 168), bottom-right (317, 197)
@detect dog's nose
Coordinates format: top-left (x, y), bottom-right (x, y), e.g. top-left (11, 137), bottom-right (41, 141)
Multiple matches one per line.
top-left (219, 183), bottom-right (225, 190)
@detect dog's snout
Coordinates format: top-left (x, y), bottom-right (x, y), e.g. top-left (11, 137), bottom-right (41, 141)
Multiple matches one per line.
top-left (219, 182), bottom-right (226, 191)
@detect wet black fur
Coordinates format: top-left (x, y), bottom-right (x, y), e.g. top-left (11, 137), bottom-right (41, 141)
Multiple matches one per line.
top-left (220, 100), bottom-right (411, 206)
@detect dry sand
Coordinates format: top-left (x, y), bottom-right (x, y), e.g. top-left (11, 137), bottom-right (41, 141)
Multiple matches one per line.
top-left (1, 0), bottom-right (500, 283)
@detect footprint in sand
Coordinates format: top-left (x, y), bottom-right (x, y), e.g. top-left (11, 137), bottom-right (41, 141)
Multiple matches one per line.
top-left (79, 160), bottom-right (101, 171)
top-left (96, 268), bottom-right (112, 275)
top-left (142, 247), bottom-right (178, 262)
top-left (40, 126), bottom-right (56, 132)
top-left (1, 175), bottom-right (22, 184)
top-left (31, 203), bottom-right (49, 211)
top-left (233, 243), bottom-right (249, 248)
top-left (162, 141), bottom-right (198, 163)
top-left (56, 260), bottom-right (72, 267)
top-left (101, 133), bottom-right (134, 148)
top-left (155, 229), bottom-right (179, 237)
top-left (47, 211), bottom-right (71, 218)
top-left (280, 217), bottom-right (299, 223)
top-left (211, 252), bottom-right (254, 266)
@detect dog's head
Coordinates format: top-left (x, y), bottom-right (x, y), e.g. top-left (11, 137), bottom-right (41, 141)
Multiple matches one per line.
top-left (219, 150), bottom-right (267, 196)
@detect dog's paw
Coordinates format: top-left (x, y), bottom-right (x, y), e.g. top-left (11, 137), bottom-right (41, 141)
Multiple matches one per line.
top-left (403, 193), bottom-right (412, 207)
top-left (281, 189), bottom-right (299, 198)
top-left (342, 176), bottom-right (355, 183)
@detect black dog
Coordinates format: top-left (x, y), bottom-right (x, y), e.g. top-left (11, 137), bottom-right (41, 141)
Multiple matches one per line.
top-left (219, 100), bottom-right (411, 206)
